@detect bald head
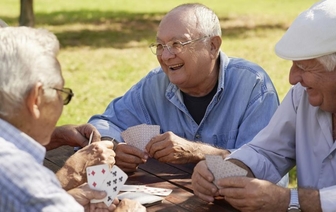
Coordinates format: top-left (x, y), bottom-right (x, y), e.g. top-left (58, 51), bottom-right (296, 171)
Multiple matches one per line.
top-left (159, 3), bottom-right (221, 38)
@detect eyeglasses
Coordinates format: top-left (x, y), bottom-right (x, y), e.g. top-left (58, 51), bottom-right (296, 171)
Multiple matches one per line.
top-left (52, 87), bottom-right (74, 105)
top-left (149, 36), bottom-right (209, 56)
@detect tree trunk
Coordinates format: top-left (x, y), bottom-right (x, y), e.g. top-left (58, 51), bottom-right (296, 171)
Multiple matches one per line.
top-left (19, 0), bottom-right (34, 27)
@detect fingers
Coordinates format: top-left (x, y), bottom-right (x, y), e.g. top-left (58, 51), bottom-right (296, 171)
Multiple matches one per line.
top-left (192, 161), bottom-right (217, 202)
top-left (114, 144), bottom-right (146, 172)
top-left (216, 176), bottom-right (248, 189)
top-left (114, 199), bottom-right (146, 212)
top-left (75, 124), bottom-right (102, 146)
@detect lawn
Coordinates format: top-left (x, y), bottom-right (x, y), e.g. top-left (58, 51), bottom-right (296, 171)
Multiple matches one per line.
top-left (1, 0), bottom-right (319, 186)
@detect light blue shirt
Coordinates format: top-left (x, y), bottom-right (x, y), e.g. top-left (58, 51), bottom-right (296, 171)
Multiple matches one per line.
top-left (0, 119), bottom-right (83, 212)
top-left (89, 51), bottom-right (279, 152)
top-left (228, 84), bottom-right (336, 211)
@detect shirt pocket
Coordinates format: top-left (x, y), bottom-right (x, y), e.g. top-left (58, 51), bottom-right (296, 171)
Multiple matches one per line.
top-left (214, 129), bottom-right (238, 149)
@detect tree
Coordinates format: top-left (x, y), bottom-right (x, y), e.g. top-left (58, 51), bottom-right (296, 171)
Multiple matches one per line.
top-left (19, 0), bottom-right (34, 27)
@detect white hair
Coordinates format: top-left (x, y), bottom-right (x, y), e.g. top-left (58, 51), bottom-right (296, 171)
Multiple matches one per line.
top-left (170, 3), bottom-right (222, 37)
top-left (0, 27), bottom-right (62, 118)
top-left (317, 53), bottom-right (336, 72)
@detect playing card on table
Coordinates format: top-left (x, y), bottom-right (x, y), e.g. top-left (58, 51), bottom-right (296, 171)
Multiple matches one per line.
top-left (139, 186), bottom-right (172, 196)
top-left (121, 124), bottom-right (160, 151)
top-left (205, 155), bottom-right (247, 187)
top-left (121, 184), bottom-right (146, 192)
top-left (99, 165), bottom-right (128, 207)
top-left (121, 185), bottom-right (172, 196)
top-left (117, 191), bottom-right (163, 206)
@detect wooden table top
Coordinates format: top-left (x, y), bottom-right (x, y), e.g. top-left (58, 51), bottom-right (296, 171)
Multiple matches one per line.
top-left (44, 145), bottom-right (239, 212)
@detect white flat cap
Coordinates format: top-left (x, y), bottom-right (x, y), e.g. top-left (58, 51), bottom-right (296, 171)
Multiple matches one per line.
top-left (275, 0), bottom-right (336, 60)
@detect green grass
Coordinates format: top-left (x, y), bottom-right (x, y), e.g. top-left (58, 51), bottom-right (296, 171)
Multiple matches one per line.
top-left (1, 0), bottom-right (319, 187)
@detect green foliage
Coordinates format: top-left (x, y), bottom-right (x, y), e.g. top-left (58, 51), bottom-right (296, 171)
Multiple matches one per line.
top-left (0, 0), bottom-right (318, 187)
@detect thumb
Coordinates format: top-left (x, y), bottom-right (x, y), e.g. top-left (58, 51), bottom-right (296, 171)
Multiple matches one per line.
top-left (88, 190), bottom-right (107, 200)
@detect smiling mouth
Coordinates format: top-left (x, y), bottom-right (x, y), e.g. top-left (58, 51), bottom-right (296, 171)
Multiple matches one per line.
top-left (169, 64), bottom-right (183, 71)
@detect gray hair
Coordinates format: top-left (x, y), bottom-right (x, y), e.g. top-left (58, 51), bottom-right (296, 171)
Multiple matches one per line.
top-left (170, 3), bottom-right (222, 37)
top-left (0, 27), bottom-right (62, 118)
top-left (317, 53), bottom-right (336, 72)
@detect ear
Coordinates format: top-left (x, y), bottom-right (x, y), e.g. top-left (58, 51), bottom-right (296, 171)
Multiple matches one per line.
top-left (209, 35), bottom-right (222, 59)
top-left (26, 82), bottom-right (43, 119)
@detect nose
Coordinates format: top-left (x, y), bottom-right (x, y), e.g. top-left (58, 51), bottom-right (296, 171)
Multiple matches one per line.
top-left (289, 63), bottom-right (303, 85)
top-left (160, 46), bottom-right (175, 60)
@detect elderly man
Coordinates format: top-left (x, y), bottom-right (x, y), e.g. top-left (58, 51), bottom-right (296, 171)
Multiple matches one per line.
top-left (192, 0), bottom-right (336, 211)
top-left (0, 27), bottom-right (145, 212)
top-left (89, 3), bottom-right (280, 174)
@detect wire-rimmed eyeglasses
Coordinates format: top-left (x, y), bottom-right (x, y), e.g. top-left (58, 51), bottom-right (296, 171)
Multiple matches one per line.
top-left (52, 87), bottom-right (74, 105)
top-left (149, 36), bottom-right (209, 56)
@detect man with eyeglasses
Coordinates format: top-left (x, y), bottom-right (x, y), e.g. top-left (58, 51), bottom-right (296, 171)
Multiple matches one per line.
top-left (0, 26), bottom-right (145, 212)
top-left (89, 3), bottom-right (281, 179)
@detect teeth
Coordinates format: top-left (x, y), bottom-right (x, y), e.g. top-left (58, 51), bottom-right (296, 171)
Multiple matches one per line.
top-left (169, 64), bottom-right (182, 69)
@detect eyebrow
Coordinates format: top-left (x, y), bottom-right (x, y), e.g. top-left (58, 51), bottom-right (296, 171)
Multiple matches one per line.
top-left (156, 36), bottom-right (189, 43)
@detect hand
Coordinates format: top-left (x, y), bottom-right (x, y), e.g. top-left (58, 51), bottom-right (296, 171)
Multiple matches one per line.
top-left (57, 141), bottom-right (116, 190)
top-left (47, 124), bottom-right (101, 150)
top-left (114, 199), bottom-right (146, 212)
top-left (145, 131), bottom-right (198, 163)
top-left (191, 160), bottom-right (218, 202)
top-left (114, 143), bottom-right (147, 173)
top-left (217, 177), bottom-right (289, 212)
top-left (67, 183), bottom-right (119, 212)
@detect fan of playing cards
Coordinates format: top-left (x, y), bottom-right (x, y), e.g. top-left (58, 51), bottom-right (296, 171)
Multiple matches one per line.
top-left (86, 164), bottom-right (128, 207)
top-left (205, 155), bottom-right (248, 188)
top-left (86, 163), bottom-right (172, 207)
top-left (121, 124), bottom-right (160, 151)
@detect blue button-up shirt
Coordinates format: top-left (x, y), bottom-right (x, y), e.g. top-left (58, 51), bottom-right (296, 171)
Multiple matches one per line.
top-left (0, 119), bottom-right (83, 212)
top-left (89, 51), bottom-right (279, 151)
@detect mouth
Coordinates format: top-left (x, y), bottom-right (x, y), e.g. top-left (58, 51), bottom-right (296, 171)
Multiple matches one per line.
top-left (168, 63), bottom-right (183, 71)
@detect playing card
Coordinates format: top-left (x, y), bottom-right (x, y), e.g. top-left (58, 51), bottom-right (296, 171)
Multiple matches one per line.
top-left (205, 155), bottom-right (247, 187)
top-left (117, 191), bottom-right (163, 206)
top-left (138, 186), bottom-right (172, 196)
top-left (121, 124), bottom-right (160, 151)
top-left (121, 184), bottom-right (146, 192)
top-left (86, 164), bottom-right (109, 189)
top-left (99, 165), bottom-right (128, 207)
top-left (120, 185), bottom-right (172, 196)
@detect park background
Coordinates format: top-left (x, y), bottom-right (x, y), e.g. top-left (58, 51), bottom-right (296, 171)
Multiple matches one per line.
top-left (1, 0), bottom-right (319, 186)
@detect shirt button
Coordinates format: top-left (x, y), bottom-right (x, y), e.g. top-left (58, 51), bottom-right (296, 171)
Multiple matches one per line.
top-left (328, 155), bottom-right (333, 160)
top-left (195, 134), bottom-right (200, 139)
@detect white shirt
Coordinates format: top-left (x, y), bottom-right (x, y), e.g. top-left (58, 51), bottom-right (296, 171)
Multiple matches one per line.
top-left (229, 84), bottom-right (336, 211)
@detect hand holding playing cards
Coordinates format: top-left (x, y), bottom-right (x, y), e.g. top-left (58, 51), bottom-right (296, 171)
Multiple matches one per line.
top-left (67, 183), bottom-right (119, 212)
top-left (46, 124), bottom-right (101, 151)
top-left (146, 131), bottom-right (201, 164)
top-left (57, 141), bottom-right (116, 190)
top-left (114, 143), bottom-right (147, 172)
top-left (217, 177), bottom-right (289, 212)
top-left (192, 160), bottom-right (219, 202)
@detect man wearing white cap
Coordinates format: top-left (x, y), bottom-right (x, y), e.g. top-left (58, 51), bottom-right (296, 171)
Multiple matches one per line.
top-left (192, 0), bottom-right (336, 211)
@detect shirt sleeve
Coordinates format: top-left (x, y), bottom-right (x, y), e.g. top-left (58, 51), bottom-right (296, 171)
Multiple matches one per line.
top-left (319, 186), bottom-right (336, 212)
top-left (88, 76), bottom-right (156, 142)
top-left (228, 86), bottom-right (300, 182)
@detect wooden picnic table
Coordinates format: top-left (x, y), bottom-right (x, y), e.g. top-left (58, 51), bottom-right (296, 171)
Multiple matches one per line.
top-left (44, 145), bottom-right (239, 212)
